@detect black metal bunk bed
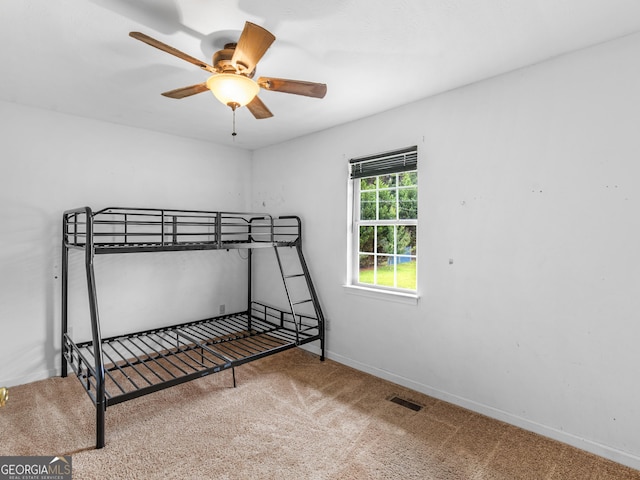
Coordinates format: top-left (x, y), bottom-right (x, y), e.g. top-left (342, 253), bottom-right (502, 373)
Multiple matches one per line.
top-left (61, 207), bottom-right (325, 449)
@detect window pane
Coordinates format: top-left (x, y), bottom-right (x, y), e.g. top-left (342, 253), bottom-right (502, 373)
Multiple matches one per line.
top-left (376, 256), bottom-right (396, 287)
top-left (376, 226), bottom-right (395, 254)
top-left (358, 254), bottom-right (375, 284)
top-left (360, 177), bottom-right (376, 190)
top-left (360, 191), bottom-right (376, 220)
top-left (378, 174), bottom-right (397, 188)
top-left (398, 187), bottom-right (417, 219)
top-left (399, 171), bottom-right (417, 187)
top-left (397, 225), bottom-right (416, 255)
top-left (378, 188), bottom-right (397, 220)
top-left (359, 226), bottom-right (374, 253)
top-left (397, 259), bottom-right (416, 290)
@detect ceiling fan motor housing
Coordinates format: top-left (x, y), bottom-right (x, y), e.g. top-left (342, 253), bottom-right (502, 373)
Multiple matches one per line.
top-left (213, 43), bottom-right (254, 77)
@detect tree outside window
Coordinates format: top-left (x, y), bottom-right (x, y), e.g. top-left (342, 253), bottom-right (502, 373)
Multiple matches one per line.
top-left (356, 170), bottom-right (417, 290)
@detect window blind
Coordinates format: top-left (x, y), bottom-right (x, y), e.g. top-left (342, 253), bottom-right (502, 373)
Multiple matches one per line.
top-left (349, 145), bottom-right (418, 179)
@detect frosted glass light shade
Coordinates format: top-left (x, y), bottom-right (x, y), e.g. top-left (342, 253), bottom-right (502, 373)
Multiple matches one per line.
top-left (206, 74), bottom-right (259, 107)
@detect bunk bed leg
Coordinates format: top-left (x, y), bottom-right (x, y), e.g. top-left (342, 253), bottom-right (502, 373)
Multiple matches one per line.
top-left (83, 207), bottom-right (107, 449)
top-left (96, 403), bottom-right (105, 449)
top-left (247, 248), bottom-right (252, 332)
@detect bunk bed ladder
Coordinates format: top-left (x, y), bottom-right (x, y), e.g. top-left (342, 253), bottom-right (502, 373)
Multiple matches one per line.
top-left (273, 244), bottom-right (326, 361)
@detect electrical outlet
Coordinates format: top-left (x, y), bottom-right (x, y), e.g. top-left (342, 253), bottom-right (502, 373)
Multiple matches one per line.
top-left (219, 304), bottom-right (225, 315)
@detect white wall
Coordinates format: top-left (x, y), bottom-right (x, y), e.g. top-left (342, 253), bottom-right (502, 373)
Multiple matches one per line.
top-left (251, 32), bottom-right (640, 469)
top-left (0, 102), bottom-right (252, 386)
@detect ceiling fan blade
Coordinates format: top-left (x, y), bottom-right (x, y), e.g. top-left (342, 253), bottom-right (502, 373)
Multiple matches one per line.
top-left (246, 96), bottom-right (273, 119)
top-left (161, 82), bottom-right (209, 99)
top-left (257, 77), bottom-right (327, 98)
top-left (129, 32), bottom-right (216, 73)
top-left (231, 22), bottom-right (276, 73)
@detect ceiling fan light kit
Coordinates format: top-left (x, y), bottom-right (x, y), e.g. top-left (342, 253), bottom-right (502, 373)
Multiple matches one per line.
top-left (206, 74), bottom-right (259, 109)
top-left (130, 22), bottom-right (327, 137)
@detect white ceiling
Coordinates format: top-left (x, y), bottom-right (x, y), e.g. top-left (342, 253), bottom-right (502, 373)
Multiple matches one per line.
top-left (3, 0), bottom-right (640, 150)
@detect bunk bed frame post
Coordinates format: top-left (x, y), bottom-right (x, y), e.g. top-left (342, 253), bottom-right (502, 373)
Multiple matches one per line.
top-left (60, 207), bottom-right (107, 448)
top-left (216, 211), bottom-right (222, 249)
top-left (61, 214), bottom-right (69, 378)
top-left (245, 214), bottom-right (272, 332)
top-left (246, 216), bottom-right (254, 331)
top-left (247, 248), bottom-right (253, 331)
top-left (83, 207), bottom-right (107, 449)
top-left (123, 212), bottom-right (128, 244)
top-left (160, 210), bottom-right (165, 246)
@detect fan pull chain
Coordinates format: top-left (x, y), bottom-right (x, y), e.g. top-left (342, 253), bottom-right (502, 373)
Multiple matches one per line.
top-left (232, 108), bottom-right (237, 138)
top-left (229, 101), bottom-right (240, 139)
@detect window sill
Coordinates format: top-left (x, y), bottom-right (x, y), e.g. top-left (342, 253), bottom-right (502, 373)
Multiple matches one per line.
top-left (342, 284), bottom-right (419, 305)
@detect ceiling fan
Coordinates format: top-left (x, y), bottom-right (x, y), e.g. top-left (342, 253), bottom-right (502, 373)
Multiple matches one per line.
top-left (129, 22), bottom-right (327, 135)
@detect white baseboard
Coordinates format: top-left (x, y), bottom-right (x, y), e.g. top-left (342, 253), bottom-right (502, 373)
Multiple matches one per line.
top-left (327, 350), bottom-right (640, 472)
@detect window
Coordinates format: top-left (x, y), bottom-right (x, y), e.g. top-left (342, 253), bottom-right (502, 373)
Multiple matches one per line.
top-left (349, 146), bottom-right (418, 293)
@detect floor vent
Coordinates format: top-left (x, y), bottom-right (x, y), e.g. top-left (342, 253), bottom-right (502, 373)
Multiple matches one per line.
top-left (389, 395), bottom-right (422, 412)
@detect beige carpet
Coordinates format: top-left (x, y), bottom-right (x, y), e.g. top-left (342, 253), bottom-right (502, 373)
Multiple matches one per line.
top-left (1, 348), bottom-right (639, 479)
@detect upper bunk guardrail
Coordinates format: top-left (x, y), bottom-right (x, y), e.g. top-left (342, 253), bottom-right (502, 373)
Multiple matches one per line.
top-left (63, 207), bottom-right (302, 252)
